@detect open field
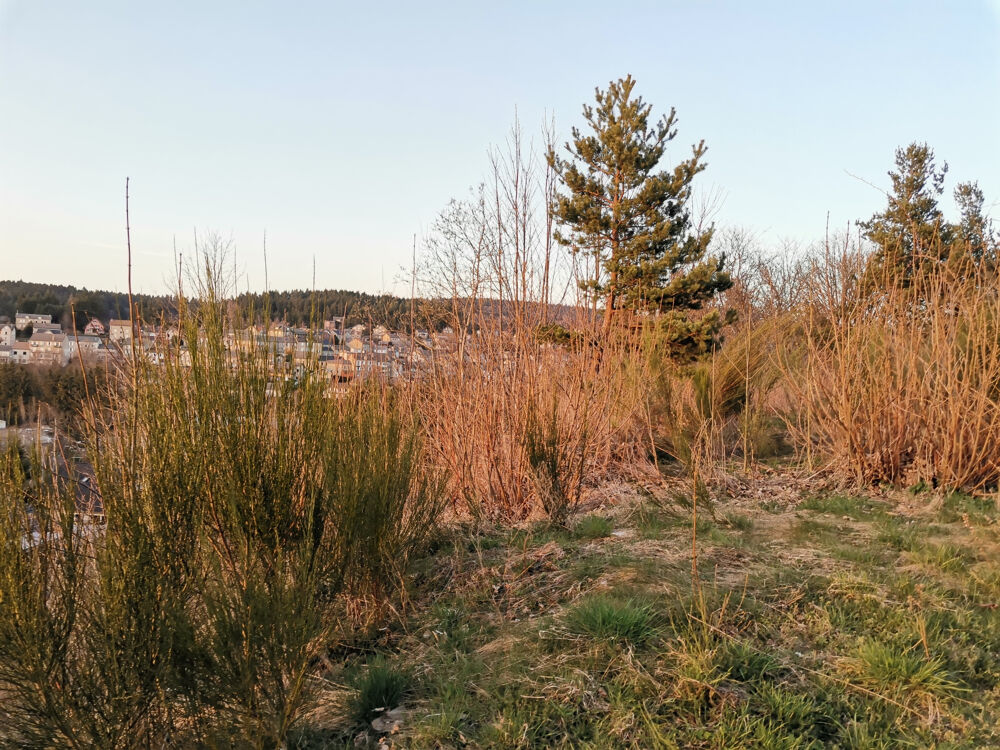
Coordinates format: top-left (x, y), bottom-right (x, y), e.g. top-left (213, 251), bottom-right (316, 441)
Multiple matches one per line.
top-left (302, 475), bottom-right (1000, 749)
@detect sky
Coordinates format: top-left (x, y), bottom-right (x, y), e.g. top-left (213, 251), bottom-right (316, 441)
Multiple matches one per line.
top-left (1, 1), bottom-right (998, 296)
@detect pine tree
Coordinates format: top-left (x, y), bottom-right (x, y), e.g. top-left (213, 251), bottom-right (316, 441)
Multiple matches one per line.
top-left (861, 143), bottom-right (997, 286)
top-left (859, 142), bottom-right (950, 285)
top-left (952, 180), bottom-right (997, 269)
top-left (548, 75), bottom-right (732, 354)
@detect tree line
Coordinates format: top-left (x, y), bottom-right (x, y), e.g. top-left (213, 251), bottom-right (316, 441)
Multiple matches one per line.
top-left (0, 363), bottom-right (106, 429)
top-left (0, 281), bottom-right (413, 330)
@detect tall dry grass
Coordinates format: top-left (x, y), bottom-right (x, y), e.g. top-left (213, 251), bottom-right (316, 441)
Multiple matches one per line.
top-left (412, 122), bottom-right (647, 523)
top-left (416, 321), bottom-right (647, 522)
top-left (782, 241), bottom-right (1000, 492)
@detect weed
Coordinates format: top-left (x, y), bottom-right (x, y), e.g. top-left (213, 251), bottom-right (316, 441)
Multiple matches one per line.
top-left (573, 514), bottom-right (613, 540)
top-left (351, 657), bottom-right (410, 726)
top-left (565, 595), bottom-right (661, 645)
top-left (844, 640), bottom-right (959, 709)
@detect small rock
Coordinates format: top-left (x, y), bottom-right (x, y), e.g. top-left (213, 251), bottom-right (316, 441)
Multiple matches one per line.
top-left (371, 706), bottom-right (406, 734)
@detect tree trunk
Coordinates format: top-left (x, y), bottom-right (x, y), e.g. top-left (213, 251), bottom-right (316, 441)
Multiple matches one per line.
top-left (602, 272), bottom-right (617, 335)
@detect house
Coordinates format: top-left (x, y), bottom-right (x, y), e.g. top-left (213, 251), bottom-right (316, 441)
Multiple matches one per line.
top-left (15, 312), bottom-right (52, 331)
top-left (321, 355), bottom-right (354, 382)
top-left (10, 342), bottom-right (30, 364)
top-left (108, 319), bottom-right (132, 343)
top-left (0, 323), bottom-right (14, 347)
top-left (65, 334), bottom-right (104, 362)
top-left (84, 318), bottom-right (106, 336)
top-left (33, 322), bottom-right (62, 335)
top-left (324, 317), bottom-right (345, 336)
top-left (268, 323), bottom-right (289, 339)
top-left (28, 331), bottom-right (68, 366)
top-left (0, 345), bottom-right (10, 363)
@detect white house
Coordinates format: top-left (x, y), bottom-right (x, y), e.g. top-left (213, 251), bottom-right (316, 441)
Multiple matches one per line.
top-left (10, 342), bottom-right (30, 364)
top-left (29, 331), bottom-right (68, 366)
top-left (66, 334), bottom-right (104, 362)
top-left (0, 323), bottom-right (14, 347)
top-left (15, 312), bottom-right (52, 330)
top-left (108, 319), bottom-right (132, 343)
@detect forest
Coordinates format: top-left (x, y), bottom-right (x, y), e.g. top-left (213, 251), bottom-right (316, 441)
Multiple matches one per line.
top-left (0, 280), bottom-right (412, 330)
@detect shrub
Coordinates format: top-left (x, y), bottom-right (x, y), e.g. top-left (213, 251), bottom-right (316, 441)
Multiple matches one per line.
top-left (0, 260), bottom-right (442, 747)
top-left (785, 250), bottom-right (1000, 493)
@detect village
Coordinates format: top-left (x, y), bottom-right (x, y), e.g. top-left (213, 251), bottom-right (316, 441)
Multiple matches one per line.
top-left (0, 310), bottom-right (448, 382)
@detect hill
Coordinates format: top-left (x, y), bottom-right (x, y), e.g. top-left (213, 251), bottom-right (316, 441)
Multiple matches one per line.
top-left (0, 280), bottom-right (411, 330)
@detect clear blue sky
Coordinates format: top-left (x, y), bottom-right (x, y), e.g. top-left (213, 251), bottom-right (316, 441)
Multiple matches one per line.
top-left (1, 1), bottom-right (998, 296)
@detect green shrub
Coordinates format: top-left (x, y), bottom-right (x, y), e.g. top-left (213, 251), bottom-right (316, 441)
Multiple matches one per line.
top-left (0, 259), bottom-right (442, 748)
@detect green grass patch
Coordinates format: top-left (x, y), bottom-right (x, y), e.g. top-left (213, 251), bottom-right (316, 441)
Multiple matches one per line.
top-left (723, 510), bottom-right (754, 530)
top-left (798, 494), bottom-right (887, 520)
top-left (910, 541), bottom-right (977, 573)
top-left (789, 516), bottom-right (842, 546)
top-left (719, 640), bottom-right (783, 682)
top-left (564, 594), bottom-right (661, 645)
top-left (844, 640), bottom-right (960, 707)
top-left (939, 491), bottom-right (999, 524)
top-left (350, 656), bottom-right (410, 726)
top-left (875, 518), bottom-right (920, 552)
top-left (573, 513), bottom-right (613, 539)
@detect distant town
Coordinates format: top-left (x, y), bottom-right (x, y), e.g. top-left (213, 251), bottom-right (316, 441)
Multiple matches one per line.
top-left (0, 309), bottom-right (449, 381)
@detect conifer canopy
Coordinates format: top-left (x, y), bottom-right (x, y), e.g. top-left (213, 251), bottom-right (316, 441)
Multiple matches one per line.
top-left (548, 75), bottom-right (733, 355)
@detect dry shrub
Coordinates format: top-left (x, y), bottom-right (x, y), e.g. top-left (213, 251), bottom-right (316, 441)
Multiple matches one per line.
top-left (785, 245), bottom-right (1000, 492)
top-left (416, 322), bottom-right (645, 523)
top-left (645, 315), bottom-right (791, 473)
top-left (412, 120), bottom-right (650, 523)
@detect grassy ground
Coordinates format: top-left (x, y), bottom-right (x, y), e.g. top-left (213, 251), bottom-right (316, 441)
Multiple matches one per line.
top-left (300, 477), bottom-right (1000, 749)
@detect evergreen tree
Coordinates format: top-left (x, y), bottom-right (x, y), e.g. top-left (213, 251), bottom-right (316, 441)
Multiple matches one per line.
top-left (951, 180), bottom-right (996, 268)
top-left (861, 143), bottom-right (998, 286)
top-left (859, 142), bottom-right (950, 285)
top-left (548, 75), bottom-right (733, 353)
